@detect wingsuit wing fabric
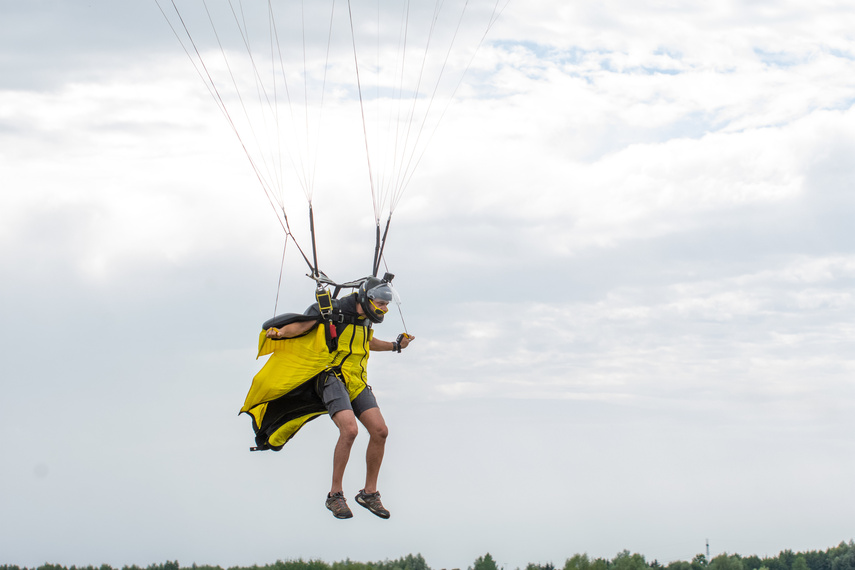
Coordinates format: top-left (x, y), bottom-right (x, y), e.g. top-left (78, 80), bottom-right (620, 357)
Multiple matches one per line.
top-left (240, 321), bottom-right (331, 450)
top-left (240, 295), bottom-right (375, 451)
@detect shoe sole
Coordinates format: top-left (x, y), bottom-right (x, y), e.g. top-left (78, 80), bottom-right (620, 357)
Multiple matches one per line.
top-left (327, 507), bottom-right (353, 519)
top-left (356, 497), bottom-right (390, 519)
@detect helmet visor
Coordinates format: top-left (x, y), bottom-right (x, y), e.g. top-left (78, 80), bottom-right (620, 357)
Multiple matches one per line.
top-left (366, 282), bottom-right (400, 305)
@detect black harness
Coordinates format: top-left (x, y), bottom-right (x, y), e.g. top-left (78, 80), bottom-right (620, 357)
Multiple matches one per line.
top-left (313, 290), bottom-right (371, 353)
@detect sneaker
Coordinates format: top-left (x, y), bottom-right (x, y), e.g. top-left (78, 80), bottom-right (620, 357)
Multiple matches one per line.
top-left (325, 492), bottom-right (353, 519)
top-left (355, 489), bottom-right (390, 519)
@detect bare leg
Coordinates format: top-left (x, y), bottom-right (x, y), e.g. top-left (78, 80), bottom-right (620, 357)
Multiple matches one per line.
top-left (330, 410), bottom-right (358, 494)
top-left (357, 407), bottom-right (388, 493)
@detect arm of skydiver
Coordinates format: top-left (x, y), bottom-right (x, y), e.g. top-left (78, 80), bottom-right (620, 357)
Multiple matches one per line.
top-left (369, 333), bottom-right (415, 352)
top-left (266, 319), bottom-right (318, 339)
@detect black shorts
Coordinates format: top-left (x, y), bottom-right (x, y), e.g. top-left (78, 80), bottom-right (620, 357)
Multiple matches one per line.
top-left (321, 373), bottom-right (378, 418)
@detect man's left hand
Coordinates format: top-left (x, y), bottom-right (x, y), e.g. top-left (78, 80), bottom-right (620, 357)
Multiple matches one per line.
top-left (397, 333), bottom-right (414, 350)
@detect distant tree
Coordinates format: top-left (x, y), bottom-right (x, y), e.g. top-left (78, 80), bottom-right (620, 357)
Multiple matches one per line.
top-left (565, 554), bottom-right (591, 570)
top-left (38, 564), bottom-right (69, 570)
top-left (397, 554), bottom-right (431, 570)
top-left (667, 561), bottom-right (691, 570)
top-left (803, 550), bottom-right (831, 570)
top-left (590, 558), bottom-right (609, 570)
top-left (692, 555), bottom-right (708, 570)
top-left (380, 554), bottom-right (431, 570)
top-left (525, 564), bottom-right (554, 570)
top-left (765, 554), bottom-right (787, 570)
top-left (612, 550), bottom-right (648, 570)
top-left (285, 559), bottom-right (330, 570)
top-left (742, 556), bottom-right (762, 570)
top-left (144, 562), bottom-right (179, 570)
top-left (472, 554), bottom-right (499, 570)
top-left (709, 554), bottom-right (743, 570)
top-left (780, 551), bottom-right (798, 570)
top-left (792, 556), bottom-right (809, 570)
top-left (332, 559), bottom-right (370, 570)
top-left (830, 542), bottom-right (855, 570)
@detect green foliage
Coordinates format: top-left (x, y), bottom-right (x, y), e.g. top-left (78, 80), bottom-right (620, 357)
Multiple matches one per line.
top-left (274, 560), bottom-right (329, 570)
top-left (525, 563), bottom-right (555, 570)
top-left (565, 554), bottom-right (591, 570)
top-left (792, 557), bottom-right (809, 570)
top-left (38, 565), bottom-right (72, 570)
top-left (332, 559), bottom-right (371, 570)
top-left (590, 558), bottom-right (609, 570)
top-left (764, 555), bottom-right (787, 570)
top-left (612, 551), bottom-right (648, 570)
top-left (6, 539), bottom-right (855, 570)
top-left (830, 542), bottom-right (855, 570)
top-left (143, 562), bottom-right (180, 570)
top-left (377, 554), bottom-right (431, 570)
top-left (709, 554), bottom-right (743, 570)
top-left (331, 553), bottom-right (430, 570)
top-left (803, 550), bottom-right (831, 570)
top-left (781, 552), bottom-right (798, 570)
top-left (472, 554), bottom-right (499, 570)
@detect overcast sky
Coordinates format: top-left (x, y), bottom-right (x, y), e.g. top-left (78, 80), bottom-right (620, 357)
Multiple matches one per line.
top-left (2, 1), bottom-right (854, 569)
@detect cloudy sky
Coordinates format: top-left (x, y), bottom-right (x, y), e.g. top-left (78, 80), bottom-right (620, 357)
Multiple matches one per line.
top-left (2, 1), bottom-right (854, 569)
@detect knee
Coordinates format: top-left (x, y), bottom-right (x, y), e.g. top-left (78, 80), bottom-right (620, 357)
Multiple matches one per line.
top-left (340, 421), bottom-right (359, 444)
top-left (370, 422), bottom-right (389, 441)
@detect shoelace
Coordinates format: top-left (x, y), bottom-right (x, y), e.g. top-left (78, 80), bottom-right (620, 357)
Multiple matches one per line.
top-left (329, 493), bottom-right (348, 507)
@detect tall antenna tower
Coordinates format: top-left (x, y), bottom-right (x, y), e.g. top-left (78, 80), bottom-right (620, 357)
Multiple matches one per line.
top-left (706, 539), bottom-right (710, 560)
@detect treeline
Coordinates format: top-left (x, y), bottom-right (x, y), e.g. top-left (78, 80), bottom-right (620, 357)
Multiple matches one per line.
top-left (521, 540), bottom-right (855, 570)
top-left (3, 541), bottom-right (854, 570)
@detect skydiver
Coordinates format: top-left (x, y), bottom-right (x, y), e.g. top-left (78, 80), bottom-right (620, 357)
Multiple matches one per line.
top-left (264, 277), bottom-right (414, 519)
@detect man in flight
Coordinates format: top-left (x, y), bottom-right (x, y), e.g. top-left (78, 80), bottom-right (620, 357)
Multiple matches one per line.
top-left (242, 276), bottom-right (414, 519)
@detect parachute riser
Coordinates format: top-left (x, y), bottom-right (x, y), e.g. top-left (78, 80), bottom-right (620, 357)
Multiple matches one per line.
top-left (371, 223), bottom-right (381, 277)
top-left (309, 203), bottom-right (321, 280)
top-left (372, 215), bottom-right (393, 277)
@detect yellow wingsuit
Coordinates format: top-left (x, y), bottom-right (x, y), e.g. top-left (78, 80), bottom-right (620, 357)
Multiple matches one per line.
top-left (240, 296), bottom-right (374, 451)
